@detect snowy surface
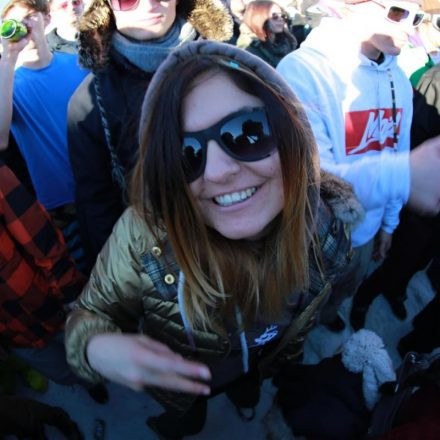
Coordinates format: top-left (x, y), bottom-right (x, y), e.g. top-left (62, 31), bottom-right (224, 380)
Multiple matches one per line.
top-left (17, 269), bottom-right (436, 439)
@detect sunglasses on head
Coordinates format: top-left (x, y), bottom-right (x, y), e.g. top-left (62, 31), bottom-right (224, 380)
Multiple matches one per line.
top-left (181, 107), bottom-right (275, 182)
top-left (372, 0), bottom-right (425, 27)
top-left (271, 12), bottom-right (288, 21)
top-left (427, 13), bottom-right (440, 31)
top-left (109, 0), bottom-right (170, 12)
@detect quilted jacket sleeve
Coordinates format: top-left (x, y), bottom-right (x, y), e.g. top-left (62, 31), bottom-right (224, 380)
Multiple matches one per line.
top-left (65, 208), bottom-right (154, 382)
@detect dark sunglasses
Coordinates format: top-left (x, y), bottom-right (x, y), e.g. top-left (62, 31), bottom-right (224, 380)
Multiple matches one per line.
top-left (430, 13), bottom-right (440, 31)
top-left (387, 5), bottom-right (424, 26)
top-left (271, 12), bottom-right (288, 21)
top-left (181, 107), bottom-right (275, 182)
top-left (372, 0), bottom-right (424, 27)
top-left (109, 0), bottom-right (170, 11)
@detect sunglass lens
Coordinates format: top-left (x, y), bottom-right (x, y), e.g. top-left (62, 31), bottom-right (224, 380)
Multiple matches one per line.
top-left (433, 14), bottom-right (440, 31)
top-left (110, 0), bottom-right (138, 10)
top-left (182, 137), bottom-right (204, 181)
top-left (220, 111), bottom-right (274, 161)
top-left (387, 6), bottom-right (409, 23)
top-left (413, 12), bottom-right (424, 26)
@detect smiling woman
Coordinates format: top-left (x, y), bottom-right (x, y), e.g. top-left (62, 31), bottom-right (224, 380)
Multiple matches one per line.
top-left (237, 0), bottom-right (297, 67)
top-left (64, 41), bottom-right (363, 439)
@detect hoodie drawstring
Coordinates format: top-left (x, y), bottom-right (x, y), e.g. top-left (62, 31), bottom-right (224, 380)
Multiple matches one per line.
top-left (177, 271), bottom-right (197, 351)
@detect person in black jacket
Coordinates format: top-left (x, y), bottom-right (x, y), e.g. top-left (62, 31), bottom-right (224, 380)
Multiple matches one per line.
top-left (67, 0), bottom-right (233, 273)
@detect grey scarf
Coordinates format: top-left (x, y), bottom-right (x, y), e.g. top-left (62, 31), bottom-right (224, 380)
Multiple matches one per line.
top-left (112, 17), bottom-right (196, 73)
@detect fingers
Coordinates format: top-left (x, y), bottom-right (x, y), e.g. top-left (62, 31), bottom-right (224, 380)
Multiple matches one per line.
top-left (134, 334), bottom-right (175, 354)
top-left (135, 335), bottom-right (211, 380)
top-left (134, 348), bottom-right (211, 382)
top-left (146, 370), bottom-right (211, 395)
top-left (132, 337), bottom-right (211, 395)
top-left (87, 333), bottom-right (212, 396)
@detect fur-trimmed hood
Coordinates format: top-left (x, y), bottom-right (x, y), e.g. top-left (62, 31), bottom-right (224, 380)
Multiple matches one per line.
top-left (78, 0), bottom-right (234, 69)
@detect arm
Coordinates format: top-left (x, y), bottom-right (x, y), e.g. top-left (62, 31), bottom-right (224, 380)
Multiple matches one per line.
top-left (65, 209), bottom-right (211, 394)
top-left (0, 163), bottom-right (85, 303)
top-left (407, 68), bottom-right (440, 215)
top-left (0, 37), bottom-right (28, 151)
top-left (407, 135), bottom-right (440, 215)
top-left (67, 76), bottom-right (125, 270)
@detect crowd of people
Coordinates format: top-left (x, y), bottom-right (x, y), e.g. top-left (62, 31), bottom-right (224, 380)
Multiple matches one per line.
top-left (0, 0), bottom-right (440, 437)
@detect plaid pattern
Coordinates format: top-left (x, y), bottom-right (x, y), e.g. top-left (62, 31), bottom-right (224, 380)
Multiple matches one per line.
top-left (140, 242), bottom-right (180, 301)
top-left (0, 162), bottom-right (86, 348)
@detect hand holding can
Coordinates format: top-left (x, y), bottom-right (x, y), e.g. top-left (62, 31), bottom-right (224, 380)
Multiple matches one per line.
top-left (1, 19), bottom-right (28, 42)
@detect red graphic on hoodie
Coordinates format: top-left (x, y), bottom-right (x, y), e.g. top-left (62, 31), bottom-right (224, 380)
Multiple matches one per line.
top-left (345, 108), bottom-right (402, 156)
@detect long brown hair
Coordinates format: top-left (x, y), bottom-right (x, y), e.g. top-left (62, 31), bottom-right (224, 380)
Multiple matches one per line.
top-left (131, 56), bottom-right (319, 332)
top-left (243, 0), bottom-right (290, 42)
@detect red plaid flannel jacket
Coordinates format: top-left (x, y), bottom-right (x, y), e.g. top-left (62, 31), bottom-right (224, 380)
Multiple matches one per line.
top-left (0, 162), bottom-right (85, 348)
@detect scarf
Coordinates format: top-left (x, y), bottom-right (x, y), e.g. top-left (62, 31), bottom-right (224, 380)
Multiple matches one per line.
top-left (112, 16), bottom-right (196, 73)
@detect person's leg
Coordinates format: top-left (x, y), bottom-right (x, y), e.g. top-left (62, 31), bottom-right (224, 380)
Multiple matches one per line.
top-left (398, 292), bottom-right (440, 356)
top-left (351, 211), bottom-right (436, 329)
top-left (147, 397), bottom-right (208, 439)
top-left (320, 239), bottom-right (374, 332)
top-left (381, 211), bottom-right (436, 315)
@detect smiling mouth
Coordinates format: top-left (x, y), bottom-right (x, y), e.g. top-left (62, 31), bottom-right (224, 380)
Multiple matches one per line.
top-left (213, 187), bottom-right (258, 207)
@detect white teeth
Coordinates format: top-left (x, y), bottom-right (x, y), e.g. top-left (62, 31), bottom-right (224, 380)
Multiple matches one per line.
top-left (214, 187), bottom-right (257, 207)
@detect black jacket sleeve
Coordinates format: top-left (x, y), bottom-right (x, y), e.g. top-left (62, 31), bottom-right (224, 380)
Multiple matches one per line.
top-left (411, 65), bottom-right (440, 147)
top-left (67, 73), bottom-right (125, 272)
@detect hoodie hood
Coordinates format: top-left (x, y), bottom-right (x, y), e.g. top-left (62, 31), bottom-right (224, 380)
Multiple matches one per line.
top-left (78, 0), bottom-right (234, 69)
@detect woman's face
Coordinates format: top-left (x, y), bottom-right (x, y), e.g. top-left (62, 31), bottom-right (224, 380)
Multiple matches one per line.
top-left (266, 4), bottom-right (286, 35)
top-left (113, 0), bottom-right (177, 41)
top-left (183, 71), bottom-right (284, 241)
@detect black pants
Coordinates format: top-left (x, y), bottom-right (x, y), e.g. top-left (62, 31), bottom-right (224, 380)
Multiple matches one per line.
top-left (353, 209), bottom-right (439, 309)
top-left (153, 371), bottom-right (261, 438)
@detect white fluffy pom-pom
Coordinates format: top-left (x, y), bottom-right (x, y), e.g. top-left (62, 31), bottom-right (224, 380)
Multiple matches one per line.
top-left (342, 329), bottom-right (396, 410)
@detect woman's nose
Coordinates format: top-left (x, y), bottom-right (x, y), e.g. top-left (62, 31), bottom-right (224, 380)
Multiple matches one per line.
top-left (203, 139), bottom-right (241, 182)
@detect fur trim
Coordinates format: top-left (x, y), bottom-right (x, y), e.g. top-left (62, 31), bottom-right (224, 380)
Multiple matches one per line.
top-left (78, 0), bottom-right (233, 69)
top-left (320, 170), bottom-right (365, 231)
top-left (78, 0), bottom-right (115, 69)
top-left (187, 0), bottom-right (234, 41)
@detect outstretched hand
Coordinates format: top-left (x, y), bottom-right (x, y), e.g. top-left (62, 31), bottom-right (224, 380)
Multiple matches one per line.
top-left (87, 333), bottom-right (212, 395)
top-left (408, 135), bottom-right (440, 216)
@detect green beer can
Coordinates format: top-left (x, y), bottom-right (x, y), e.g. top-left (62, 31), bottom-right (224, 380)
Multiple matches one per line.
top-left (1, 19), bottom-right (28, 42)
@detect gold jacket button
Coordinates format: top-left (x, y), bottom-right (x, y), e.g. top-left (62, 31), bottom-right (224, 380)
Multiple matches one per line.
top-left (151, 246), bottom-right (162, 257)
top-left (164, 274), bottom-right (175, 285)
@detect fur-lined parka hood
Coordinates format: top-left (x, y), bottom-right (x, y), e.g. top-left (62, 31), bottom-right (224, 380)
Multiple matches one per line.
top-left (78, 0), bottom-right (234, 69)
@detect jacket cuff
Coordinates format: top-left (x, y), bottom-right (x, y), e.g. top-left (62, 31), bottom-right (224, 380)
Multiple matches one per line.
top-left (65, 311), bottom-right (121, 383)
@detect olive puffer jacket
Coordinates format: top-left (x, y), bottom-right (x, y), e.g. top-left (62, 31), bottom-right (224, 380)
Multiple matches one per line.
top-left (65, 172), bottom-right (363, 413)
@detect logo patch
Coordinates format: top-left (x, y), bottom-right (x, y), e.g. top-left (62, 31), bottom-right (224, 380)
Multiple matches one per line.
top-left (254, 325), bottom-right (278, 345)
top-left (345, 108), bottom-right (402, 155)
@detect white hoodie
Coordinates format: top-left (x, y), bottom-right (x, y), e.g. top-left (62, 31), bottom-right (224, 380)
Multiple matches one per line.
top-left (277, 18), bottom-right (413, 247)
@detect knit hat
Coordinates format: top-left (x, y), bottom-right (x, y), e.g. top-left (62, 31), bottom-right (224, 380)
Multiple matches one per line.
top-left (78, 0), bottom-right (234, 69)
